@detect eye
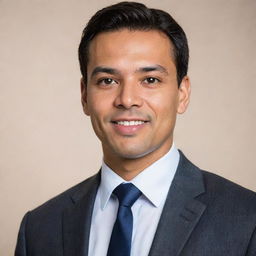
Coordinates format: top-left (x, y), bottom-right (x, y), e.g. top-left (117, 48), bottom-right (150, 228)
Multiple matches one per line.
top-left (143, 77), bottom-right (160, 84)
top-left (97, 78), bottom-right (117, 86)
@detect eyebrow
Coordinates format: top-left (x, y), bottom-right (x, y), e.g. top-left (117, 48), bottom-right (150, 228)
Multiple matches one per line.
top-left (90, 64), bottom-right (169, 79)
top-left (90, 66), bottom-right (121, 79)
top-left (136, 65), bottom-right (169, 75)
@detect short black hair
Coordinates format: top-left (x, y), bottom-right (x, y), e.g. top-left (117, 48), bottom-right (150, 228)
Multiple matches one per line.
top-left (78, 1), bottom-right (189, 86)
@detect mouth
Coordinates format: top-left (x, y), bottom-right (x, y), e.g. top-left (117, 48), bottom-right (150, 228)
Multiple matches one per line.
top-left (110, 119), bottom-right (149, 135)
top-left (111, 120), bottom-right (148, 126)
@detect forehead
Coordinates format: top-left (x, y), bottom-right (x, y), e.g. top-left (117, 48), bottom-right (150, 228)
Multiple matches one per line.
top-left (87, 29), bottom-right (175, 69)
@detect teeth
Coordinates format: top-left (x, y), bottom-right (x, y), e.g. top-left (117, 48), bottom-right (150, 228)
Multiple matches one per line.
top-left (116, 120), bottom-right (145, 126)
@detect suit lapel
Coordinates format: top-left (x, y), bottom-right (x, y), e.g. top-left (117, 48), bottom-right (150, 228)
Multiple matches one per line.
top-left (149, 151), bottom-right (206, 256)
top-left (62, 172), bottom-right (100, 256)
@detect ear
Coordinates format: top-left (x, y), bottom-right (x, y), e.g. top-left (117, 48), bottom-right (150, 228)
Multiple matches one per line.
top-left (80, 77), bottom-right (90, 116)
top-left (177, 76), bottom-right (191, 114)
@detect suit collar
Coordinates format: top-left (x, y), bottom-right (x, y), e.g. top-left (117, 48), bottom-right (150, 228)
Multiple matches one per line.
top-left (149, 151), bottom-right (206, 256)
top-left (62, 172), bottom-right (100, 256)
top-left (100, 144), bottom-right (179, 209)
top-left (61, 151), bottom-right (206, 256)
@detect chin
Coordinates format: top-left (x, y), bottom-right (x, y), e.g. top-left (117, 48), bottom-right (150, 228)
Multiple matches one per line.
top-left (114, 147), bottom-right (156, 160)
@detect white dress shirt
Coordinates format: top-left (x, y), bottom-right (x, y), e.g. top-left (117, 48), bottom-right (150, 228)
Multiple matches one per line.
top-left (88, 144), bottom-right (180, 256)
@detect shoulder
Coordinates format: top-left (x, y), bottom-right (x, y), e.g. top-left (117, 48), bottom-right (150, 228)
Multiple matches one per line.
top-left (178, 151), bottom-right (256, 210)
top-left (28, 172), bottom-right (100, 218)
top-left (178, 150), bottom-right (256, 215)
top-left (200, 169), bottom-right (256, 215)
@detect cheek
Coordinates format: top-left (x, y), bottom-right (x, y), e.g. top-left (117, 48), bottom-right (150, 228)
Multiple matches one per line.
top-left (88, 106), bottom-right (107, 141)
top-left (87, 91), bottom-right (108, 116)
top-left (146, 90), bottom-right (178, 117)
top-left (86, 94), bottom-right (114, 134)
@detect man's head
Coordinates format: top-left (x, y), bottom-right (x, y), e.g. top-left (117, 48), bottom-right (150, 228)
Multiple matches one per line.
top-left (79, 2), bottom-right (191, 176)
top-left (78, 1), bottom-right (189, 87)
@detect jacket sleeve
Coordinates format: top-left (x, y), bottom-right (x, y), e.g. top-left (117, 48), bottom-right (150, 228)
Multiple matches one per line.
top-left (15, 212), bottom-right (30, 256)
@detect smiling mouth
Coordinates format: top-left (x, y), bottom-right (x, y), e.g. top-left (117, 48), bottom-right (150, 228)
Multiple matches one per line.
top-left (111, 120), bottom-right (148, 126)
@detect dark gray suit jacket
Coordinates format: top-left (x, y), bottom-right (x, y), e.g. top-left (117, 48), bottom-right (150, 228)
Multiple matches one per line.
top-left (15, 152), bottom-right (256, 255)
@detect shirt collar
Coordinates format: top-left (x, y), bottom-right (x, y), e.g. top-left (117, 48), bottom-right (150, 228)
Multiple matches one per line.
top-left (99, 144), bottom-right (180, 210)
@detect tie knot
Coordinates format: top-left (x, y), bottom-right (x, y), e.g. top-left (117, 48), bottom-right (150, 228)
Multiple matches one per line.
top-left (113, 183), bottom-right (142, 207)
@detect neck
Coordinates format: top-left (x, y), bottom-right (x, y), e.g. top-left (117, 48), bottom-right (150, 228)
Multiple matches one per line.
top-left (103, 143), bottom-right (172, 181)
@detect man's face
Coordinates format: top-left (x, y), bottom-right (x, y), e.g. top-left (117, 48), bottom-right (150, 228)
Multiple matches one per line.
top-left (82, 29), bottom-right (190, 163)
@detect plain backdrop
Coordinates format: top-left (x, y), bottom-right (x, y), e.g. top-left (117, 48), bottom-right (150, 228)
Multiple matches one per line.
top-left (0, 0), bottom-right (255, 254)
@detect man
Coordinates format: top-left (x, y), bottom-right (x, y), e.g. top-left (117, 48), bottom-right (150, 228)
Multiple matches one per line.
top-left (15, 2), bottom-right (256, 256)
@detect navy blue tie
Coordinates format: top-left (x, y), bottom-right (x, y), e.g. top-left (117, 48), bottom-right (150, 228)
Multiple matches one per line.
top-left (107, 183), bottom-right (142, 256)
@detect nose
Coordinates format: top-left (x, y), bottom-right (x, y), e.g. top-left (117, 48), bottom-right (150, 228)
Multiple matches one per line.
top-left (114, 81), bottom-right (143, 109)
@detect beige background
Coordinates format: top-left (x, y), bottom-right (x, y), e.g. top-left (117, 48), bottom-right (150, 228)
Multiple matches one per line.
top-left (1, 0), bottom-right (255, 254)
